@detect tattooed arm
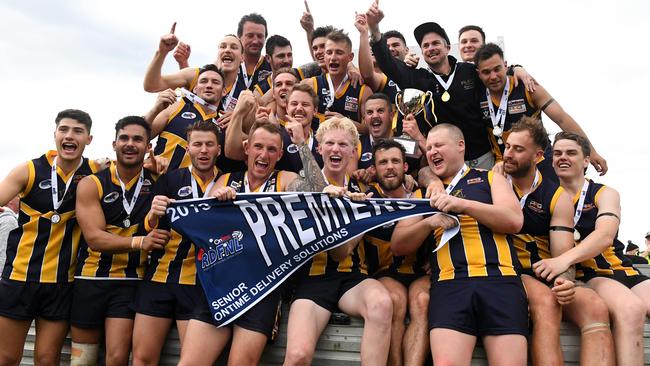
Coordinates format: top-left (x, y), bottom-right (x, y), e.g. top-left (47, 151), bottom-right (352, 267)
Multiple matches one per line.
top-left (285, 142), bottom-right (327, 192)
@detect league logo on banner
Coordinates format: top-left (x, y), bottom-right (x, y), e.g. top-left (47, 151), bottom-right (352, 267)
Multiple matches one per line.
top-left (168, 193), bottom-right (459, 327)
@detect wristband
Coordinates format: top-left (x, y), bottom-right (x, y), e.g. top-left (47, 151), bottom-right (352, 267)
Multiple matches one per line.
top-left (138, 236), bottom-right (145, 250)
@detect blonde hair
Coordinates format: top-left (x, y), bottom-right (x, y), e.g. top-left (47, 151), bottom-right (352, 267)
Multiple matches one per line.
top-left (315, 117), bottom-right (359, 147)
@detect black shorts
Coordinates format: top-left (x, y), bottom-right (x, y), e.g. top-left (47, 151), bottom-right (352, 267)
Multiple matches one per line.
top-left (193, 288), bottom-right (281, 338)
top-left (132, 280), bottom-right (201, 320)
top-left (70, 279), bottom-right (138, 328)
top-left (375, 270), bottom-right (422, 288)
top-left (293, 271), bottom-right (368, 312)
top-left (580, 271), bottom-right (650, 289)
top-left (428, 276), bottom-right (529, 337)
top-left (0, 279), bottom-right (72, 321)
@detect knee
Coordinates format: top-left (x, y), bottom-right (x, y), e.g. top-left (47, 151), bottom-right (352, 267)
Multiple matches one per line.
top-left (132, 351), bottom-right (158, 366)
top-left (34, 351), bottom-right (60, 366)
top-left (528, 291), bottom-right (560, 320)
top-left (581, 297), bottom-right (610, 325)
top-left (409, 289), bottom-right (429, 316)
top-left (284, 347), bottom-right (314, 366)
top-left (105, 351), bottom-right (130, 366)
top-left (366, 290), bottom-right (393, 326)
top-left (0, 353), bottom-right (21, 366)
top-left (389, 291), bottom-right (407, 319)
top-left (615, 297), bottom-right (646, 331)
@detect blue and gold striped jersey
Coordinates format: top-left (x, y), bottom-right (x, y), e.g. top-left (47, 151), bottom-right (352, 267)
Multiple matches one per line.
top-left (431, 169), bottom-right (519, 282)
top-left (3, 151), bottom-right (99, 283)
top-left (511, 172), bottom-right (564, 270)
top-left (363, 185), bottom-right (426, 276)
top-left (312, 73), bottom-right (367, 123)
top-left (307, 176), bottom-right (368, 276)
top-left (153, 97), bottom-right (218, 171)
top-left (145, 167), bottom-right (220, 284)
top-left (75, 163), bottom-right (153, 280)
top-left (575, 180), bottom-right (640, 278)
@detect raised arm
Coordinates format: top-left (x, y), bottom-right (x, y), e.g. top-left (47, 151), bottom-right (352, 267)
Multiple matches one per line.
top-left (531, 85), bottom-right (608, 175)
top-left (300, 0), bottom-right (315, 60)
top-left (143, 89), bottom-right (177, 127)
top-left (143, 23), bottom-right (198, 92)
top-left (354, 13), bottom-right (384, 91)
top-left (225, 90), bottom-right (257, 161)
top-left (284, 120), bottom-right (328, 193)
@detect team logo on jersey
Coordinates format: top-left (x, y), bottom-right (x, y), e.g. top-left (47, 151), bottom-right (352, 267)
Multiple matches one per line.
top-left (508, 99), bottom-right (527, 114)
top-left (466, 177), bottom-right (484, 185)
top-left (451, 189), bottom-right (465, 198)
top-left (582, 203), bottom-right (596, 212)
top-left (229, 180), bottom-right (242, 190)
top-left (527, 200), bottom-right (545, 213)
top-left (287, 144), bottom-right (299, 154)
top-left (258, 70), bottom-right (272, 82)
top-left (360, 152), bottom-right (373, 162)
top-left (178, 185), bottom-right (193, 197)
top-left (181, 112), bottom-right (197, 120)
top-left (198, 230), bottom-right (244, 270)
top-left (461, 79), bottom-right (475, 90)
top-left (344, 96), bottom-right (359, 113)
top-left (103, 191), bottom-right (120, 203)
top-left (38, 179), bottom-right (52, 190)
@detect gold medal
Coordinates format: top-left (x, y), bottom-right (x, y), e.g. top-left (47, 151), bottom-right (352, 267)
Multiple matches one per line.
top-left (574, 230), bottom-right (581, 241)
top-left (441, 91), bottom-right (450, 102)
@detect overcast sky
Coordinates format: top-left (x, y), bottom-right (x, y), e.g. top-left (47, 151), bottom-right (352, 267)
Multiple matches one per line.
top-left (1, 0), bottom-right (648, 247)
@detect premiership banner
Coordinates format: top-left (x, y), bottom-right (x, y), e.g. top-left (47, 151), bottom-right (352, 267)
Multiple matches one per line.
top-left (168, 192), bottom-right (458, 327)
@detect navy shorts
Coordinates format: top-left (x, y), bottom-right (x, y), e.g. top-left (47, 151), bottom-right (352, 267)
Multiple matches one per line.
top-left (580, 271), bottom-right (650, 289)
top-left (70, 279), bottom-right (138, 328)
top-left (193, 288), bottom-right (281, 339)
top-left (0, 279), bottom-right (72, 321)
top-left (293, 271), bottom-right (368, 312)
top-left (428, 276), bottom-right (529, 337)
top-left (132, 280), bottom-right (201, 320)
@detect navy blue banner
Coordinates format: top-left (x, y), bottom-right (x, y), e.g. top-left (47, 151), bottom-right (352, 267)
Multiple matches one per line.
top-left (168, 192), bottom-right (457, 326)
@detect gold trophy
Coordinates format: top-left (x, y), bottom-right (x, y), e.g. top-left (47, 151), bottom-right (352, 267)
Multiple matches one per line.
top-left (394, 88), bottom-right (433, 157)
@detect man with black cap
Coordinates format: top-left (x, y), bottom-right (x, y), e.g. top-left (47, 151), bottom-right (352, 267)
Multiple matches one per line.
top-left (625, 241), bottom-right (649, 264)
top-left (365, 1), bottom-right (533, 170)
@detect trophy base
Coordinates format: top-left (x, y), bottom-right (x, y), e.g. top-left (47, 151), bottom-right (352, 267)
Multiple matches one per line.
top-left (394, 136), bottom-right (419, 158)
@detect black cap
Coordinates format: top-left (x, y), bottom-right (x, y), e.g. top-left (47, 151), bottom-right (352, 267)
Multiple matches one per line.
top-left (413, 22), bottom-right (450, 46)
top-left (646, 231), bottom-right (650, 239)
top-left (627, 243), bottom-right (640, 251)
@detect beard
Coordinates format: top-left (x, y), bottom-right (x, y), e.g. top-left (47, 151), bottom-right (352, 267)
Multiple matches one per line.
top-left (377, 171), bottom-right (404, 191)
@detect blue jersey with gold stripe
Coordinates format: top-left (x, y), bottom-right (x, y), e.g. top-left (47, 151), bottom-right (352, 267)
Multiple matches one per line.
top-left (145, 167), bottom-right (220, 284)
top-left (357, 134), bottom-right (375, 170)
top-left (312, 73), bottom-right (367, 123)
top-left (307, 177), bottom-right (368, 276)
top-left (223, 170), bottom-right (283, 193)
top-left (363, 186), bottom-right (427, 276)
top-left (75, 163), bottom-right (153, 279)
top-left (275, 127), bottom-right (323, 174)
top-left (253, 75), bottom-right (273, 96)
top-left (574, 180), bottom-right (640, 278)
top-left (511, 172), bottom-right (564, 271)
top-left (431, 169), bottom-right (519, 281)
top-left (238, 58), bottom-right (272, 91)
top-left (154, 97), bottom-right (218, 171)
top-left (3, 151), bottom-right (98, 283)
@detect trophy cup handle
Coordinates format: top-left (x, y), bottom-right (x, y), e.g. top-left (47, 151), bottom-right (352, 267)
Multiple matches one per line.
top-left (395, 92), bottom-right (404, 116)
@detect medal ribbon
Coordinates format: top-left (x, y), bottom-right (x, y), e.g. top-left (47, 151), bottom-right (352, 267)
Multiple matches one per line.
top-left (325, 73), bottom-right (349, 110)
top-left (115, 168), bottom-right (145, 218)
top-left (508, 169), bottom-right (540, 209)
top-left (51, 156), bottom-right (84, 212)
top-left (573, 179), bottom-right (590, 226)
top-left (431, 63), bottom-right (457, 97)
top-left (445, 164), bottom-right (468, 194)
top-left (190, 166), bottom-right (218, 199)
top-left (221, 75), bottom-right (239, 111)
top-left (322, 169), bottom-right (349, 188)
top-left (243, 171), bottom-right (273, 193)
top-left (486, 77), bottom-right (510, 135)
top-left (180, 88), bottom-right (219, 112)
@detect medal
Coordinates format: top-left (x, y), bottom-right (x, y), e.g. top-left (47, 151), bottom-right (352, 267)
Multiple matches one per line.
top-left (486, 77), bottom-right (510, 145)
top-left (115, 167), bottom-right (144, 229)
top-left (574, 230), bottom-right (581, 241)
top-left (431, 63), bottom-right (457, 104)
top-left (51, 213), bottom-right (61, 224)
top-left (441, 91), bottom-right (450, 102)
top-left (123, 218), bottom-right (131, 228)
top-left (493, 126), bottom-right (503, 137)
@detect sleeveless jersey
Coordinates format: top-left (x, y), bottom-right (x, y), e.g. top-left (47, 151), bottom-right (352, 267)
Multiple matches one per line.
top-left (357, 134), bottom-right (375, 170)
top-left (574, 180), bottom-right (640, 278)
top-left (431, 169), bottom-right (519, 281)
top-left (275, 128), bottom-right (323, 174)
top-left (154, 97), bottom-right (218, 171)
top-left (307, 176), bottom-right (368, 276)
top-left (363, 185), bottom-right (427, 276)
top-left (144, 167), bottom-right (220, 284)
top-left (75, 163), bottom-right (153, 280)
top-left (3, 151), bottom-right (98, 283)
top-left (511, 172), bottom-right (564, 270)
top-left (223, 170), bottom-right (284, 193)
top-left (253, 75), bottom-right (273, 96)
top-left (312, 73), bottom-right (367, 123)
top-left (238, 57), bottom-right (272, 91)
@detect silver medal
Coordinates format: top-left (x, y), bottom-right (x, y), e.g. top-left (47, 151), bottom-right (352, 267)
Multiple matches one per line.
top-left (51, 213), bottom-right (61, 224)
top-left (493, 126), bottom-right (503, 137)
top-left (123, 218), bottom-right (131, 228)
top-left (573, 230), bottom-right (581, 241)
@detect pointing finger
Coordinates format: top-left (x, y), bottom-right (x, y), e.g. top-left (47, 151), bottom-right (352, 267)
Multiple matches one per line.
top-left (170, 22), bottom-right (177, 34)
top-left (304, 0), bottom-right (311, 12)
